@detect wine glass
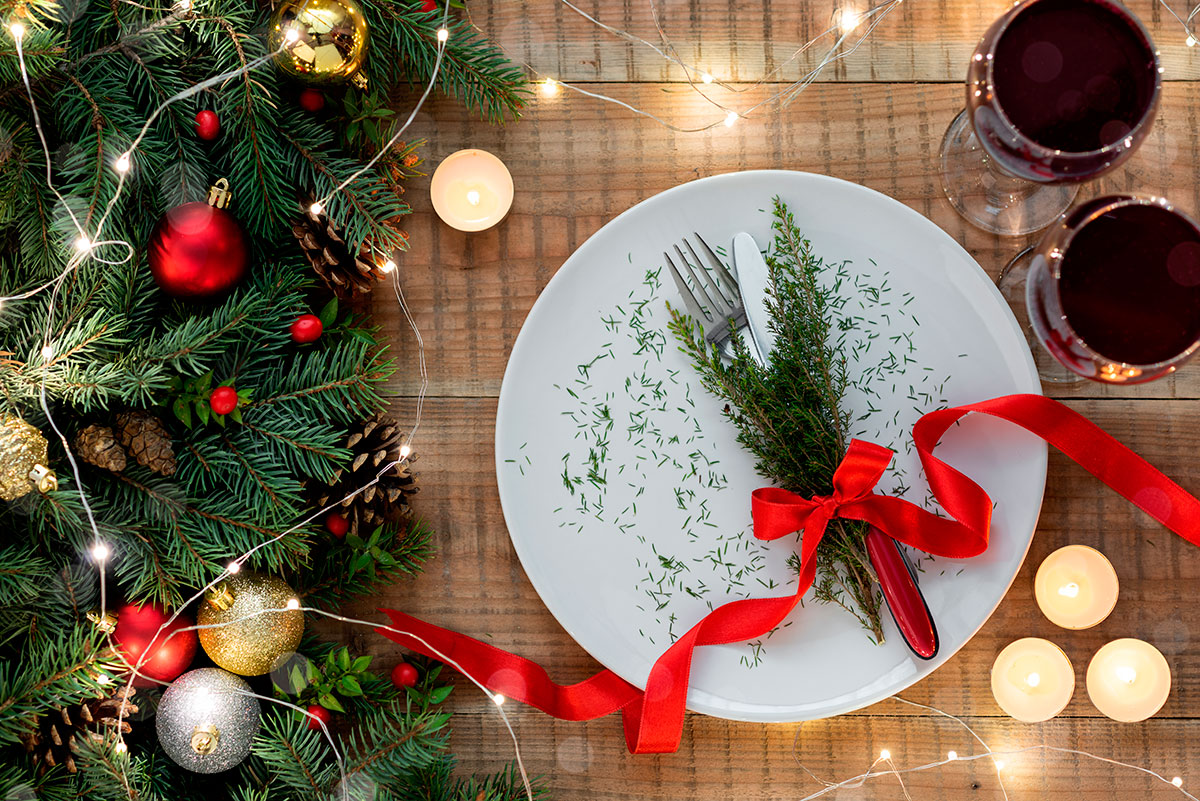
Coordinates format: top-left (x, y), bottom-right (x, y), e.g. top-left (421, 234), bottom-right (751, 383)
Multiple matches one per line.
top-left (1001, 195), bottom-right (1200, 384)
top-left (941, 0), bottom-right (1162, 236)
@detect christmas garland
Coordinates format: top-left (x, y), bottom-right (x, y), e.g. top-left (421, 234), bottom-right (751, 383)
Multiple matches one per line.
top-left (0, 0), bottom-right (538, 798)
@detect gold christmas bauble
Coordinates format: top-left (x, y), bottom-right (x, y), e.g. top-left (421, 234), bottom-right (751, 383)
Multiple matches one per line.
top-left (0, 415), bottom-right (57, 501)
top-left (267, 0), bottom-right (369, 88)
top-left (197, 572), bottom-right (304, 676)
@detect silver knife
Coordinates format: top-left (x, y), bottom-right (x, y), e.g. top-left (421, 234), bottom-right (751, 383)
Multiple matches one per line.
top-left (732, 232), bottom-right (775, 365)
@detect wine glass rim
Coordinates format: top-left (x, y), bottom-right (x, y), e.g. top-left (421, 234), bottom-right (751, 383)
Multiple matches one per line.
top-left (1047, 194), bottom-right (1200, 373)
top-left (983, 0), bottom-right (1163, 162)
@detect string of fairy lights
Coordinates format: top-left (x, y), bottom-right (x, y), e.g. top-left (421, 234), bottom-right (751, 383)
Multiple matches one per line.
top-left (2, 0), bottom-right (1200, 798)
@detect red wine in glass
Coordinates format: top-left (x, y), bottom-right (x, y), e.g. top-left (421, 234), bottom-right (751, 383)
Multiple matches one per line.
top-left (941, 0), bottom-right (1161, 236)
top-left (1024, 196), bottom-right (1200, 384)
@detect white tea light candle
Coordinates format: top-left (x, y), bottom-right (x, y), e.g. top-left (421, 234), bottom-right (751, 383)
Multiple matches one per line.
top-left (1086, 638), bottom-right (1171, 722)
top-left (1034, 544), bottom-right (1119, 629)
top-left (430, 149), bottom-right (514, 232)
top-left (991, 637), bottom-right (1075, 722)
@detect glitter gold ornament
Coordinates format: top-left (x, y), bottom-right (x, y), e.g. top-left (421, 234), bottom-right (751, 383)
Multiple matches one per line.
top-left (156, 668), bottom-right (260, 773)
top-left (267, 0), bottom-right (370, 88)
top-left (0, 415), bottom-right (57, 501)
top-left (197, 572), bottom-right (304, 676)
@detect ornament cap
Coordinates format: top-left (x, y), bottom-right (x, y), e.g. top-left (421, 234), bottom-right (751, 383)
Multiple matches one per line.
top-left (87, 610), bottom-right (119, 634)
top-left (190, 723), bottom-right (220, 754)
top-left (29, 463), bottom-right (57, 493)
top-left (207, 179), bottom-right (232, 210)
top-left (206, 582), bottom-right (235, 611)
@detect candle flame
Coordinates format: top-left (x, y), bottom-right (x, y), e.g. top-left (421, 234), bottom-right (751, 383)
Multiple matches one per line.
top-left (1115, 665), bottom-right (1138, 684)
top-left (1025, 671), bottom-right (1041, 688)
top-left (466, 190), bottom-right (481, 206)
top-left (1058, 582), bottom-right (1080, 598)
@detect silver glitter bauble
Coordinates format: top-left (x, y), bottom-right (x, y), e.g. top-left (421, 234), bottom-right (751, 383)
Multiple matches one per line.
top-left (156, 668), bottom-right (260, 773)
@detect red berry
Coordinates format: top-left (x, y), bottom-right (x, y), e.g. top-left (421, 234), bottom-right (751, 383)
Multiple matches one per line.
top-left (306, 703), bottom-right (332, 731)
top-left (210, 385), bottom-right (238, 415)
top-left (298, 88), bottom-right (325, 113)
top-left (325, 512), bottom-right (349, 538)
top-left (194, 109), bottom-right (220, 141)
top-left (420, 0), bottom-right (437, 10)
top-left (391, 661), bottom-right (419, 688)
top-left (290, 313), bottom-right (324, 343)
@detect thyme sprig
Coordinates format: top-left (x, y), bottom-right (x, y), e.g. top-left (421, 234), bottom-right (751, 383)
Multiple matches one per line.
top-left (668, 197), bottom-right (886, 642)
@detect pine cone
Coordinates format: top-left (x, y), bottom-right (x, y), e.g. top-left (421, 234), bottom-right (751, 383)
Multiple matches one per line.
top-left (22, 685), bottom-right (138, 774)
top-left (115, 411), bottom-right (176, 476)
top-left (73, 424), bottom-right (127, 472)
top-left (291, 197), bottom-right (387, 297)
top-left (312, 413), bottom-right (419, 538)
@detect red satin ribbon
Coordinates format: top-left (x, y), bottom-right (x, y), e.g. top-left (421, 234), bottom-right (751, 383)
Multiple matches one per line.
top-left (379, 393), bottom-right (1200, 753)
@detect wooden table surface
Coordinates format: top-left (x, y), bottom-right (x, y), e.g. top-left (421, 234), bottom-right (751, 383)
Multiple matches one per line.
top-left (332, 1), bottom-right (1200, 796)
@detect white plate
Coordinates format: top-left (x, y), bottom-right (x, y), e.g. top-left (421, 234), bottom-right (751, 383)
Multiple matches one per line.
top-left (495, 171), bottom-right (1046, 722)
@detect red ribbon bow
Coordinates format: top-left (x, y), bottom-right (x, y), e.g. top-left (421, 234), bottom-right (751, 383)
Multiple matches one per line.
top-left (379, 395), bottom-right (1200, 754)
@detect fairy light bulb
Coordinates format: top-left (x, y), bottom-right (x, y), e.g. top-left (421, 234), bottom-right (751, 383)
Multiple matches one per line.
top-left (879, 749), bottom-right (891, 760)
top-left (1189, 35), bottom-right (1198, 47)
top-left (309, 201), bottom-right (323, 215)
top-left (947, 751), bottom-right (958, 761)
top-left (399, 444), bottom-right (412, 458)
top-left (74, 235), bottom-right (91, 252)
top-left (724, 111), bottom-right (738, 127)
top-left (114, 741), bottom-right (128, 754)
top-left (437, 27), bottom-right (449, 42)
top-left (115, 153), bottom-right (131, 173)
top-left (40, 343), bottom-right (54, 359)
top-left (226, 560), bottom-right (241, 574)
top-left (995, 759), bottom-right (1006, 771)
top-left (97, 673), bottom-right (113, 685)
top-left (175, 0), bottom-right (191, 10)
top-left (1173, 777), bottom-right (1184, 788)
top-left (539, 78), bottom-right (559, 98)
top-left (9, 22), bottom-right (25, 39)
top-left (284, 25), bottom-right (300, 43)
top-left (701, 72), bottom-right (714, 84)
top-left (492, 694), bottom-right (505, 706)
top-left (836, 6), bottom-right (861, 35)
top-left (380, 259), bottom-right (396, 274)
top-left (285, 598), bottom-right (300, 610)
top-left (91, 542), bottom-right (110, 561)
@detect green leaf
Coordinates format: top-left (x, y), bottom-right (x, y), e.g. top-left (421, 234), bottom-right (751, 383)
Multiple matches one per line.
top-left (318, 693), bottom-right (345, 713)
top-left (307, 661), bottom-right (321, 682)
top-left (230, 406), bottom-right (243, 424)
top-left (173, 398), bottom-right (193, 428)
top-left (196, 400), bottom-right (210, 426)
top-left (350, 655), bottom-right (372, 673)
top-left (318, 296), bottom-right (339, 329)
top-left (336, 648), bottom-right (351, 671)
top-left (429, 685), bottom-right (453, 704)
top-left (338, 675), bottom-right (363, 696)
top-left (197, 371), bottom-right (213, 393)
top-left (345, 535), bottom-right (366, 549)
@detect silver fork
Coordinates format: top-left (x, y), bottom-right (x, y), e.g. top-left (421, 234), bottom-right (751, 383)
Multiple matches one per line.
top-left (664, 234), bottom-right (761, 362)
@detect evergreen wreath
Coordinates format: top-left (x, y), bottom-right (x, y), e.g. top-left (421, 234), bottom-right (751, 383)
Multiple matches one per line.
top-left (0, 0), bottom-right (537, 797)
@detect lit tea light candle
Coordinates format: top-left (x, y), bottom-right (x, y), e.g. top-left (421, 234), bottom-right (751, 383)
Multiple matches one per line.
top-left (1086, 638), bottom-right (1171, 722)
top-left (1034, 544), bottom-right (1119, 629)
top-left (991, 637), bottom-right (1075, 722)
top-left (429, 149), bottom-right (514, 232)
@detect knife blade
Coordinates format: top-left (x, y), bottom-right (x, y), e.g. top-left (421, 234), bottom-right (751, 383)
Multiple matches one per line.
top-left (732, 232), bottom-right (775, 365)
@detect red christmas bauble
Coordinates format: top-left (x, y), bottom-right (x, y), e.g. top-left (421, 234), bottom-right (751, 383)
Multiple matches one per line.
top-left (148, 203), bottom-right (248, 299)
top-left (290, 313), bottom-right (324, 343)
top-left (306, 703), bottom-right (332, 731)
top-left (390, 661), bottom-right (419, 688)
top-left (420, 0), bottom-right (437, 10)
top-left (112, 602), bottom-right (198, 688)
top-left (194, 109), bottom-right (221, 141)
top-left (298, 88), bottom-right (325, 113)
top-left (210, 386), bottom-right (238, 415)
top-left (325, 513), bottom-right (349, 538)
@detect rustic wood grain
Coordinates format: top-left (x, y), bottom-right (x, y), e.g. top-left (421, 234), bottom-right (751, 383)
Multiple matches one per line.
top-left (470, 0), bottom-right (1200, 84)
top-left (377, 82), bottom-right (1200, 399)
top-left (344, 7), bottom-right (1200, 793)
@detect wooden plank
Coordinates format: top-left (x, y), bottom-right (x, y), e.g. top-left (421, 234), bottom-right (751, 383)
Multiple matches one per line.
top-left (470, 0), bottom-right (1200, 84)
top-left (327, 397), bottom-right (1200, 726)
top-left (437, 713), bottom-right (1198, 800)
top-left (372, 82), bottom-right (1200, 399)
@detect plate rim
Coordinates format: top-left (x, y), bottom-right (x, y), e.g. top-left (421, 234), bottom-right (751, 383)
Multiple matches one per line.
top-left (494, 169), bottom-right (1048, 721)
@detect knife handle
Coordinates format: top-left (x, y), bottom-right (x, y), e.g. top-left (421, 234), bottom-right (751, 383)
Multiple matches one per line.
top-left (864, 527), bottom-right (939, 660)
